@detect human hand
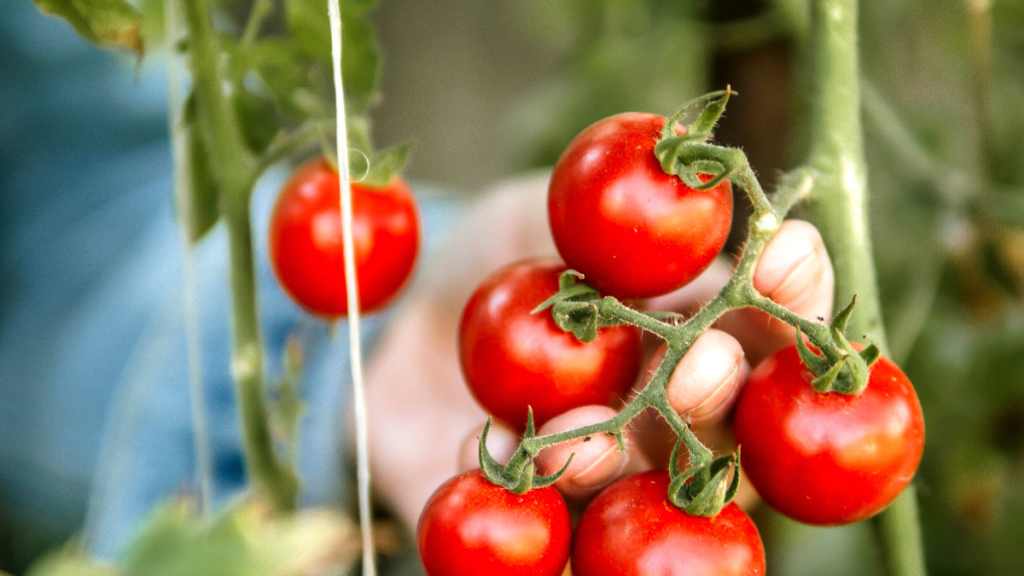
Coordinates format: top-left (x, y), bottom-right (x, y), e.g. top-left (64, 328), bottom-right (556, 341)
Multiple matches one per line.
top-left (366, 173), bottom-right (834, 529)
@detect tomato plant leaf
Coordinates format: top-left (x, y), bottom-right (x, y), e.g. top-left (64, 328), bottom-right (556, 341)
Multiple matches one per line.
top-left (32, 0), bottom-right (144, 56)
top-left (283, 0), bottom-right (380, 114)
top-left (175, 94), bottom-right (220, 244)
top-left (361, 140), bottom-right (414, 188)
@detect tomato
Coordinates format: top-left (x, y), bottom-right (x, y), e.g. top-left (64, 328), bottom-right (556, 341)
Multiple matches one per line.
top-left (417, 469), bottom-right (572, 576)
top-left (572, 470), bottom-right (765, 576)
top-left (548, 113), bottom-right (733, 300)
top-left (268, 157), bottom-right (420, 317)
top-left (733, 345), bottom-right (925, 526)
top-left (458, 258), bottom-right (642, 431)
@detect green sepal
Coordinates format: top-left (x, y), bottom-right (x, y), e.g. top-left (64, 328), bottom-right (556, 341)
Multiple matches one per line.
top-left (795, 324), bottom-right (829, 373)
top-left (532, 270), bottom-right (600, 314)
top-left (531, 454), bottom-right (574, 490)
top-left (827, 297), bottom-right (872, 394)
top-left (680, 457), bottom-right (734, 517)
top-left (478, 419), bottom-right (511, 486)
top-left (360, 140), bottom-right (414, 188)
top-left (551, 301), bottom-right (599, 343)
top-left (830, 295), bottom-right (857, 336)
top-left (859, 339), bottom-right (882, 367)
top-left (659, 90), bottom-right (731, 140)
top-left (654, 135), bottom-right (693, 175)
top-left (812, 356), bottom-right (849, 393)
top-left (477, 413), bottom-right (568, 494)
top-left (532, 285), bottom-right (598, 314)
top-left (523, 407), bottom-right (537, 439)
top-left (665, 427), bottom-right (739, 517)
top-left (558, 269), bottom-right (586, 290)
top-left (689, 86), bottom-right (734, 139)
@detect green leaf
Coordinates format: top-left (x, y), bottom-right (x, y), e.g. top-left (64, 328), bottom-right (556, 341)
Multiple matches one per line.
top-left (121, 499), bottom-right (359, 576)
top-left (32, 0), bottom-right (144, 56)
top-left (25, 545), bottom-right (114, 576)
top-left (361, 140), bottom-right (413, 187)
top-left (531, 454), bottom-right (574, 489)
top-left (283, 0), bottom-right (380, 114)
top-left (232, 89), bottom-right (280, 154)
top-left (177, 95), bottom-right (219, 244)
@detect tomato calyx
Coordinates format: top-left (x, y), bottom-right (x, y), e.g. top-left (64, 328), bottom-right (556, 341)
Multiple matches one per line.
top-left (358, 139), bottom-right (414, 188)
top-left (653, 87), bottom-right (743, 193)
top-left (666, 425), bottom-right (741, 517)
top-left (531, 270), bottom-right (627, 343)
top-left (796, 296), bottom-right (882, 395)
top-left (478, 412), bottom-right (574, 495)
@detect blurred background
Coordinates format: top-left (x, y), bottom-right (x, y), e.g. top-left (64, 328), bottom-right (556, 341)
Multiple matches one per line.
top-left (2, 0), bottom-right (1024, 574)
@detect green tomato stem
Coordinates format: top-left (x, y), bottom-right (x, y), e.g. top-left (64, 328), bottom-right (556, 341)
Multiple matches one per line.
top-left (507, 169), bottom-right (832, 468)
top-left (804, 0), bottom-right (925, 574)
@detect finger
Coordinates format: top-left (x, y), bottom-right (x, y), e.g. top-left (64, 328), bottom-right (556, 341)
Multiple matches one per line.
top-left (663, 329), bottom-right (750, 429)
top-left (718, 220), bottom-right (834, 363)
top-left (754, 220), bottom-right (834, 316)
top-left (534, 405), bottom-right (650, 500)
top-left (457, 420), bottom-right (519, 473)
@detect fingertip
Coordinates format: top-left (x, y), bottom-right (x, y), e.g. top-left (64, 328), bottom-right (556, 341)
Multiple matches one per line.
top-left (754, 221), bottom-right (834, 316)
top-left (458, 420), bottom-right (518, 473)
top-left (665, 329), bottom-right (746, 427)
top-left (535, 406), bottom-right (631, 499)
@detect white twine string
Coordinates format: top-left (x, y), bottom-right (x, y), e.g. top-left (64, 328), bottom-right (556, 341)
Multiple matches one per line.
top-left (326, 2), bottom-right (376, 576)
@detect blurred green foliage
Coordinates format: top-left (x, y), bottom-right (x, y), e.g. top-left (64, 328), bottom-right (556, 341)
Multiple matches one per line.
top-left (25, 500), bottom-right (359, 576)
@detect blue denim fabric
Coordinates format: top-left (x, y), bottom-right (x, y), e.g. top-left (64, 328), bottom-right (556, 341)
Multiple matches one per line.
top-left (0, 2), bottom-right (457, 563)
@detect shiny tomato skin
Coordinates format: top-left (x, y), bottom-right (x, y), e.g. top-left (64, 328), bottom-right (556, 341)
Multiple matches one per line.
top-left (458, 258), bottom-right (642, 431)
top-left (733, 345), bottom-right (925, 526)
top-left (269, 157), bottom-right (420, 317)
top-left (548, 113), bottom-right (733, 300)
top-left (572, 470), bottom-right (765, 576)
top-left (417, 470), bottom-right (572, 576)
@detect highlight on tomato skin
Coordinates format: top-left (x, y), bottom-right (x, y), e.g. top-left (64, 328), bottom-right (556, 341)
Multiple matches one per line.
top-left (416, 469), bottom-right (572, 576)
top-left (268, 157), bottom-right (421, 318)
top-left (733, 344), bottom-right (926, 526)
top-left (547, 112), bottom-right (734, 300)
top-left (571, 470), bottom-right (766, 576)
top-left (458, 258), bottom-right (643, 431)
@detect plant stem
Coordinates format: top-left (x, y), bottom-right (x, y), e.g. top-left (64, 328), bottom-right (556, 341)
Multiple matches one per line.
top-left (805, 0), bottom-right (925, 574)
top-left (179, 0), bottom-right (297, 512)
top-left (224, 203), bottom-right (298, 511)
top-left (805, 0), bottom-right (885, 345)
top-left (165, 0), bottom-right (212, 514)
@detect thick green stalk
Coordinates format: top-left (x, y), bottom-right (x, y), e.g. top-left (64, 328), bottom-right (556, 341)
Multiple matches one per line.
top-left (804, 1), bottom-right (925, 574)
top-left (805, 0), bottom-right (884, 344)
top-left (179, 0), bottom-right (297, 511)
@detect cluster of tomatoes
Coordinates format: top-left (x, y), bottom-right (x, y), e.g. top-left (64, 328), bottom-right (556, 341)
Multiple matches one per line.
top-left (264, 111), bottom-right (925, 576)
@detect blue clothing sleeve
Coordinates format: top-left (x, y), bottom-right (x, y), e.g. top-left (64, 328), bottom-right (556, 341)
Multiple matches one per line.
top-left (0, 2), bottom-right (458, 563)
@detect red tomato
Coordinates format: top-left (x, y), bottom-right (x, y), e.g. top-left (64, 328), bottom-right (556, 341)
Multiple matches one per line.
top-left (548, 113), bottom-right (733, 300)
top-left (268, 157), bottom-right (420, 317)
top-left (572, 470), bottom-right (765, 576)
top-left (458, 258), bottom-right (642, 431)
top-left (417, 470), bottom-right (572, 576)
top-left (733, 345), bottom-right (925, 526)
